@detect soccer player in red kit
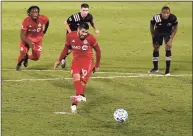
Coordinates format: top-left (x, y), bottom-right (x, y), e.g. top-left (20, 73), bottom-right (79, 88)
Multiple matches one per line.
top-left (16, 6), bottom-right (49, 71)
top-left (54, 23), bottom-right (101, 113)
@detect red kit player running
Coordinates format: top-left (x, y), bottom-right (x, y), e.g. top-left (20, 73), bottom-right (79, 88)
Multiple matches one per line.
top-left (54, 23), bottom-right (101, 113)
top-left (16, 6), bottom-right (49, 71)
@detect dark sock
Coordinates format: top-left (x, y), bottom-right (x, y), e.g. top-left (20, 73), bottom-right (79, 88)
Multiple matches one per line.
top-left (165, 50), bottom-right (171, 73)
top-left (166, 61), bottom-right (171, 73)
top-left (153, 51), bottom-right (159, 69)
top-left (72, 103), bottom-right (77, 106)
top-left (80, 94), bottom-right (85, 97)
top-left (25, 54), bottom-right (28, 60)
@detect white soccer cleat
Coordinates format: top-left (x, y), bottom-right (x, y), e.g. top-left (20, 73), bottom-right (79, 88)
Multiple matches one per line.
top-left (71, 105), bottom-right (77, 113)
top-left (70, 95), bottom-right (86, 102)
top-left (165, 73), bottom-right (171, 76)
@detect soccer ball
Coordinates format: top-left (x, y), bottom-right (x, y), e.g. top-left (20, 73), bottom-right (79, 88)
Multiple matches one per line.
top-left (113, 108), bottom-right (128, 123)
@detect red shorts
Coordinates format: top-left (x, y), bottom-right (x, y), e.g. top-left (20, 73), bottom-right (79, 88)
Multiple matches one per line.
top-left (71, 58), bottom-right (95, 83)
top-left (20, 41), bottom-right (42, 54)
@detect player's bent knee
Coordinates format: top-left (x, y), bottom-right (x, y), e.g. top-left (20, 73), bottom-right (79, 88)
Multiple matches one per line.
top-left (153, 47), bottom-right (159, 52)
top-left (81, 81), bottom-right (86, 86)
top-left (153, 45), bottom-right (160, 50)
top-left (33, 57), bottom-right (39, 61)
top-left (165, 46), bottom-right (171, 51)
top-left (73, 73), bottom-right (81, 82)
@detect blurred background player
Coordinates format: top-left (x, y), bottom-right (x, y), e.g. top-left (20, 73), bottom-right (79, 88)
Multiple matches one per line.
top-left (54, 23), bottom-right (101, 113)
top-left (16, 5), bottom-right (49, 71)
top-left (61, 3), bottom-right (100, 68)
top-left (149, 6), bottom-right (178, 75)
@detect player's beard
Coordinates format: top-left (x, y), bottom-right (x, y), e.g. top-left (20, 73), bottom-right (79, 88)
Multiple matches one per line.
top-left (80, 36), bottom-right (85, 40)
top-left (78, 33), bottom-right (86, 40)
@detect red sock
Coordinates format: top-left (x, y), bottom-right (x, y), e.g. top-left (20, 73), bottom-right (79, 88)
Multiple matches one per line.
top-left (73, 80), bottom-right (84, 96)
top-left (82, 85), bottom-right (85, 94)
top-left (17, 56), bottom-right (25, 64)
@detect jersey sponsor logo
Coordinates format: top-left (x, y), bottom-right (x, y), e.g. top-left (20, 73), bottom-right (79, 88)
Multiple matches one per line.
top-left (28, 28), bottom-right (41, 32)
top-left (82, 45), bottom-right (88, 50)
top-left (73, 13), bottom-right (80, 22)
top-left (167, 23), bottom-right (172, 26)
top-left (72, 45), bottom-right (81, 49)
top-left (69, 17), bottom-right (72, 21)
top-left (154, 15), bottom-right (161, 23)
top-left (83, 39), bottom-right (88, 44)
top-left (38, 23), bottom-right (42, 27)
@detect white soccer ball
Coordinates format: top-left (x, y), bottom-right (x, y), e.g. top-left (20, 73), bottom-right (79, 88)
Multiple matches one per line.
top-left (113, 108), bottom-right (128, 123)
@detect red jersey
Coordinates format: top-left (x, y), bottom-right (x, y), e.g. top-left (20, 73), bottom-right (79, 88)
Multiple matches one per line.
top-left (66, 31), bottom-right (97, 60)
top-left (59, 31), bottom-right (101, 68)
top-left (21, 15), bottom-right (49, 43)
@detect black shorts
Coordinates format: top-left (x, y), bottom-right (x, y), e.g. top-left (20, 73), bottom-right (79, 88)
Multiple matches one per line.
top-left (153, 33), bottom-right (171, 46)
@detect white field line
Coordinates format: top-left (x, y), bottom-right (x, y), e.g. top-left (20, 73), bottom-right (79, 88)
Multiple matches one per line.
top-left (2, 74), bottom-right (192, 82)
top-left (2, 69), bottom-right (192, 76)
top-left (54, 112), bottom-right (74, 115)
top-left (2, 68), bottom-right (137, 74)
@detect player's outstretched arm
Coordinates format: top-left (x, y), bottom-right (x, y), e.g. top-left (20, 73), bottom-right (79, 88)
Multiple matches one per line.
top-left (166, 24), bottom-right (178, 48)
top-left (170, 24), bottom-right (178, 41)
top-left (20, 30), bottom-right (34, 48)
top-left (93, 43), bottom-right (101, 72)
top-left (150, 23), bottom-right (155, 38)
top-left (150, 16), bottom-right (156, 38)
top-left (64, 15), bottom-right (75, 33)
top-left (90, 20), bottom-right (100, 35)
top-left (166, 16), bottom-right (178, 48)
top-left (54, 45), bottom-right (69, 69)
top-left (43, 20), bottom-right (49, 34)
top-left (64, 20), bottom-right (72, 33)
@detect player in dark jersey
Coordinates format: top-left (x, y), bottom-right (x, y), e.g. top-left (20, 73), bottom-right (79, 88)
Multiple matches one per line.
top-left (61, 3), bottom-right (100, 68)
top-left (16, 6), bottom-right (49, 71)
top-left (149, 6), bottom-right (178, 75)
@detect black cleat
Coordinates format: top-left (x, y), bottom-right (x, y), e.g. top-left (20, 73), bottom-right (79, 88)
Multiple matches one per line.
top-left (148, 68), bottom-right (159, 73)
top-left (61, 59), bottom-right (66, 68)
top-left (23, 54), bottom-right (28, 67)
top-left (165, 70), bottom-right (170, 76)
top-left (16, 64), bottom-right (22, 71)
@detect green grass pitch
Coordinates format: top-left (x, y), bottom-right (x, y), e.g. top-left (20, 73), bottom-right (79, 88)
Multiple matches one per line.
top-left (2, 2), bottom-right (192, 136)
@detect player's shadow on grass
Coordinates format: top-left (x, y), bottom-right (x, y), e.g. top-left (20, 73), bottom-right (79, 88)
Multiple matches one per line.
top-left (27, 62), bottom-right (63, 70)
top-left (172, 60), bottom-right (192, 63)
top-left (114, 79), bottom-right (156, 97)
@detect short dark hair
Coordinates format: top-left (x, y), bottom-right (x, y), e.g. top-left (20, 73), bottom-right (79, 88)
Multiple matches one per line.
top-left (81, 3), bottom-right (89, 8)
top-left (27, 5), bottom-right (40, 15)
top-left (162, 6), bottom-right (170, 11)
top-left (78, 22), bottom-right (89, 30)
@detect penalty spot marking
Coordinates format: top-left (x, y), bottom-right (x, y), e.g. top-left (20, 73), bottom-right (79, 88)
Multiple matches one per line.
top-left (54, 112), bottom-right (74, 115)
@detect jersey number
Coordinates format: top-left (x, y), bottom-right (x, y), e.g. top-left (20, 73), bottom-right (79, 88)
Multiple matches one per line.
top-left (37, 46), bottom-right (42, 51)
top-left (81, 69), bottom-right (88, 78)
